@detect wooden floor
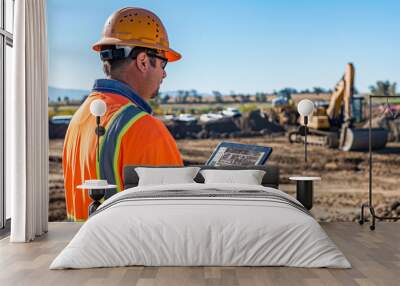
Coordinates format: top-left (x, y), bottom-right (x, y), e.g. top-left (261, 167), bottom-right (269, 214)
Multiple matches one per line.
top-left (0, 222), bottom-right (399, 286)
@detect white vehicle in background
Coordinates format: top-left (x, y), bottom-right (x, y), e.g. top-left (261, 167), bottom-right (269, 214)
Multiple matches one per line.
top-left (50, 115), bottom-right (73, 125)
top-left (314, 100), bottom-right (329, 107)
top-left (163, 114), bottom-right (176, 121)
top-left (222, 107), bottom-right (241, 118)
top-left (175, 113), bottom-right (197, 123)
top-left (199, 113), bottom-right (224, 122)
top-left (271, 96), bottom-right (289, 107)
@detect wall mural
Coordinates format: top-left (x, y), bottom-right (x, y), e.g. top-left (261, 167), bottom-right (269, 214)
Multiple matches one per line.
top-left (47, 1), bottom-right (400, 223)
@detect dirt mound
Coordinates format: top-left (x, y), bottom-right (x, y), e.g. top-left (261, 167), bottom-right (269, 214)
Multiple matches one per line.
top-left (165, 121), bottom-right (202, 139)
top-left (202, 117), bottom-right (241, 139)
top-left (49, 121), bottom-right (69, 139)
top-left (241, 110), bottom-right (286, 133)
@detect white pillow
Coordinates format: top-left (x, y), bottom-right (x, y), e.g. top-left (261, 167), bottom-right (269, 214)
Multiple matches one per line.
top-left (135, 167), bottom-right (200, 186)
top-left (200, 169), bottom-right (266, 185)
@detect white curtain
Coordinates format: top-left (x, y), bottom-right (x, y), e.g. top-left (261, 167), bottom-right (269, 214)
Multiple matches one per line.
top-left (7, 0), bottom-right (49, 242)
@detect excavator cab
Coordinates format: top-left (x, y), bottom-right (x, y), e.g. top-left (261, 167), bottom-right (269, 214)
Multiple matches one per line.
top-left (352, 96), bottom-right (365, 123)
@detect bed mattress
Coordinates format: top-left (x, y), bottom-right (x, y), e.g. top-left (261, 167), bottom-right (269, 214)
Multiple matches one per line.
top-left (50, 183), bottom-right (351, 269)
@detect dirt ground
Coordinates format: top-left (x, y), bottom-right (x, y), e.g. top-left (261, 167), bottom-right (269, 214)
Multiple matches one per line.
top-left (49, 136), bottom-right (400, 222)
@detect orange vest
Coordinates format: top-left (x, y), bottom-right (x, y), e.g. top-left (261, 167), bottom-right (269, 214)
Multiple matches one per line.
top-left (63, 92), bottom-right (183, 221)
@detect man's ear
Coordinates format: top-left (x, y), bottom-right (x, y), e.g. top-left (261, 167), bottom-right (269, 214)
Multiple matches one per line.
top-left (135, 52), bottom-right (148, 73)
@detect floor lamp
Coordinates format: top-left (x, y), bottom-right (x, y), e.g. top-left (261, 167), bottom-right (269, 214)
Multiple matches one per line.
top-left (297, 99), bottom-right (315, 163)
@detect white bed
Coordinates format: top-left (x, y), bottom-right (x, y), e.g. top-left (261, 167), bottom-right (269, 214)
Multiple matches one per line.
top-left (50, 183), bottom-right (351, 269)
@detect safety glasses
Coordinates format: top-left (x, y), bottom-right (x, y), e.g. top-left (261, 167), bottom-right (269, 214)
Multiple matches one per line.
top-left (152, 54), bottom-right (168, 70)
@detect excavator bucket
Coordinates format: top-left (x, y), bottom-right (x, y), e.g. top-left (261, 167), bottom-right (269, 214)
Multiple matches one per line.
top-left (339, 63), bottom-right (388, 151)
top-left (340, 127), bottom-right (388, 151)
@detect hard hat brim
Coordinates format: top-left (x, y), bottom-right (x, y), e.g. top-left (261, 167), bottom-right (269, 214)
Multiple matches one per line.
top-left (164, 48), bottom-right (182, 62)
top-left (92, 38), bottom-right (182, 62)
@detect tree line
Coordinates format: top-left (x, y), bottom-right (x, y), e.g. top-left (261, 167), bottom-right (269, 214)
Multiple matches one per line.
top-left (49, 81), bottom-right (398, 106)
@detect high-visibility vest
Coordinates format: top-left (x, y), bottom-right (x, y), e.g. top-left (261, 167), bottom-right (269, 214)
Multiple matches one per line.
top-left (63, 92), bottom-right (183, 221)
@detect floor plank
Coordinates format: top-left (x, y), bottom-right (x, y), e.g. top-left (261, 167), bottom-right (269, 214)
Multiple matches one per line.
top-left (0, 222), bottom-right (399, 286)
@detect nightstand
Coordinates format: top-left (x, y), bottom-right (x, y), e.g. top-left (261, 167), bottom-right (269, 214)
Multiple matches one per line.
top-left (77, 180), bottom-right (116, 216)
top-left (289, 176), bottom-right (321, 210)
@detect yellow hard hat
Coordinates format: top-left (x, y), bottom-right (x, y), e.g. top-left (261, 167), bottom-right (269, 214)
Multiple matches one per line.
top-left (92, 7), bottom-right (181, 62)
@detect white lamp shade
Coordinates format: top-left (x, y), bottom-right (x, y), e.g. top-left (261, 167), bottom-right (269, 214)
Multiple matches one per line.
top-left (90, 99), bottom-right (107, 117)
top-left (297, 99), bottom-right (314, 116)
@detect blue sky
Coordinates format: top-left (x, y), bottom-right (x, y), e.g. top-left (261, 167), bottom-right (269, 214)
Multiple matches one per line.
top-left (47, 0), bottom-right (400, 94)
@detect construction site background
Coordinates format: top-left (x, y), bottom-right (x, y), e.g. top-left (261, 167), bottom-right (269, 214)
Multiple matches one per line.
top-left (47, 78), bottom-right (400, 222)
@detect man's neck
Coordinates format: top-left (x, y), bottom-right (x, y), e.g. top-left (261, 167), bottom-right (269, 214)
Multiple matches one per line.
top-left (110, 75), bottom-right (150, 100)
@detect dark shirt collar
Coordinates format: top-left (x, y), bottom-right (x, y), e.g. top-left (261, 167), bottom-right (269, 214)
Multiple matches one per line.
top-left (92, 79), bottom-right (152, 114)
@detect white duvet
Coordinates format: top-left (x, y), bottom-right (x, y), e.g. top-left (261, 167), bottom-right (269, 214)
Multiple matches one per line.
top-left (50, 183), bottom-right (351, 269)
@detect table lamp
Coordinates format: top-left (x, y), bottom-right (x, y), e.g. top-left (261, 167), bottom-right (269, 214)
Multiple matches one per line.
top-left (297, 99), bottom-right (315, 163)
top-left (90, 99), bottom-right (107, 162)
top-left (78, 99), bottom-right (114, 216)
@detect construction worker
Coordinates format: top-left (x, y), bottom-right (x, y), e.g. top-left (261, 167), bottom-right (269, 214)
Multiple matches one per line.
top-left (63, 7), bottom-right (183, 221)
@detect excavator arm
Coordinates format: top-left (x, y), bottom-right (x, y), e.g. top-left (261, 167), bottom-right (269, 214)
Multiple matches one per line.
top-left (326, 76), bottom-right (345, 121)
top-left (326, 63), bottom-right (355, 126)
top-left (343, 63), bottom-right (355, 124)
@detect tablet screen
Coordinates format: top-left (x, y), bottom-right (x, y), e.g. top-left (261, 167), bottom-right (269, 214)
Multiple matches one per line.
top-left (206, 142), bottom-right (273, 166)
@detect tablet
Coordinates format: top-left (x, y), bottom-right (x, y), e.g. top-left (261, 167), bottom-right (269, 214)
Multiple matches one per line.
top-left (206, 141), bottom-right (273, 166)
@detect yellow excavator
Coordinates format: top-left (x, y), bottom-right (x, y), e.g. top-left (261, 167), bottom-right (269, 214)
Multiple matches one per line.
top-left (288, 63), bottom-right (388, 151)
